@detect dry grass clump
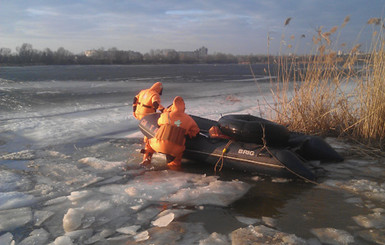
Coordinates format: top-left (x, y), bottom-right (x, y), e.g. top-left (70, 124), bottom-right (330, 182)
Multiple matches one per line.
top-left (270, 16), bottom-right (385, 149)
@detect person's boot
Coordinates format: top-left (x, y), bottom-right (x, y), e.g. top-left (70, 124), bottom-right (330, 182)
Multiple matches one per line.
top-left (140, 151), bottom-right (152, 166)
top-left (167, 154), bottom-right (182, 169)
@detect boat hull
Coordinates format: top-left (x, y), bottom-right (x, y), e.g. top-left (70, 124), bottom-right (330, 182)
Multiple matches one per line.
top-left (138, 113), bottom-right (343, 181)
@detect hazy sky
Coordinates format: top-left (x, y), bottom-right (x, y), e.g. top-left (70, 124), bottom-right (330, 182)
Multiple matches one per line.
top-left (1, 0), bottom-right (384, 55)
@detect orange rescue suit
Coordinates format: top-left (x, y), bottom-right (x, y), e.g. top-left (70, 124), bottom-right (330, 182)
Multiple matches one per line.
top-left (149, 96), bottom-right (200, 161)
top-left (133, 82), bottom-right (164, 120)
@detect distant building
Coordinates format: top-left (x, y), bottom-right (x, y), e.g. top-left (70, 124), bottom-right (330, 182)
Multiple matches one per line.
top-left (178, 46), bottom-right (208, 60)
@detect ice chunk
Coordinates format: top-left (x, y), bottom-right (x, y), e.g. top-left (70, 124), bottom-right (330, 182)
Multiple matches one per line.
top-left (124, 170), bottom-right (199, 201)
top-left (49, 235), bottom-right (74, 245)
top-left (0, 191), bottom-right (37, 210)
top-left (0, 170), bottom-right (32, 192)
top-left (34, 210), bottom-right (54, 226)
top-left (235, 216), bottom-right (260, 225)
top-left (65, 229), bottom-right (93, 242)
top-left (311, 228), bottom-right (354, 245)
top-left (19, 228), bottom-right (49, 245)
top-left (84, 229), bottom-right (114, 244)
top-left (323, 179), bottom-right (385, 202)
top-left (134, 231), bottom-right (149, 242)
top-left (63, 208), bottom-right (84, 232)
top-left (157, 208), bottom-right (194, 221)
top-left (152, 212), bottom-right (174, 227)
top-left (231, 225), bottom-right (306, 245)
top-left (0, 232), bottom-right (14, 245)
top-left (353, 212), bottom-right (385, 229)
top-left (199, 232), bottom-right (230, 245)
top-left (164, 179), bottom-right (250, 206)
top-left (262, 216), bottom-right (277, 227)
top-left (272, 177), bottom-right (290, 183)
top-left (78, 157), bottom-right (125, 171)
top-left (0, 207), bottom-right (32, 232)
top-left (358, 229), bottom-right (385, 245)
top-left (116, 225), bottom-right (140, 235)
top-left (44, 196), bottom-right (68, 206)
top-left (68, 190), bottom-right (92, 203)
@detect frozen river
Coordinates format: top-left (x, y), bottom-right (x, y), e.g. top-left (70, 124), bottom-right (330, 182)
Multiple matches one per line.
top-left (1, 64), bottom-right (385, 244)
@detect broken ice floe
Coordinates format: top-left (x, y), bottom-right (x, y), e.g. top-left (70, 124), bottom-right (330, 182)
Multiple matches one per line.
top-left (9, 169), bottom-right (250, 243)
top-left (199, 232), bottom-right (230, 245)
top-left (323, 179), bottom-right (385, 202)
top-left (357, 229), bottom-right (385, 245)
top-left (18, 228), bottom-right (50, 245)
top-left (151, 212), bottom-right (174, 227)
top-left (0, 232), bottom-right (15, 245)
top-left (0, 170), bottom-right (32, 192)
top-left (353, 210), bottom-right (385, 229)
top-left (231, 225), bottom-right (306, 245)
top-left (0, 192), bottom-right (37, 211)
top-left (78, 157), bottom-right (126, 172)
top-left (0, 207), bottom-right (32, 232)
top-left (311, 228), bottom-right (354, 245)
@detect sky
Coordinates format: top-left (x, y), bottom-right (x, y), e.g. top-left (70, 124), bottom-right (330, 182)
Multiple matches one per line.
top-left (0, 0), bottom-right (384, 55)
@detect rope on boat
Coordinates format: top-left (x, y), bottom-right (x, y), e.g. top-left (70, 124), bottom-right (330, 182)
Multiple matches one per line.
top-left (259, 123), bottom-right (320, 184)
top-left (212, 124), bottom-right (320, 184)
top-left (214, 139), bottom-right (233, 173)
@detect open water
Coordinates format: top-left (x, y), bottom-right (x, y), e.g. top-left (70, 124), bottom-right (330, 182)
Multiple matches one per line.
top-left (1, 64), bottom-right (385, 244)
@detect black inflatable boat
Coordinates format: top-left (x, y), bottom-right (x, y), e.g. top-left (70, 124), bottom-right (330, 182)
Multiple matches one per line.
top-left (138, 113), bottom-right (343, 181)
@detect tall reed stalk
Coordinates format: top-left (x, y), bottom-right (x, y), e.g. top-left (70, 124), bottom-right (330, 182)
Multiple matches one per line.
top-left (270, 17), bottom-right (385, 149)
top-left (354, 22), bottom-right (385, 146)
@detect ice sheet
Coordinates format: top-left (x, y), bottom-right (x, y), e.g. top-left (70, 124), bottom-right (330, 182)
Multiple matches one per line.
top-left (1, 70), bottom-right (384, 244)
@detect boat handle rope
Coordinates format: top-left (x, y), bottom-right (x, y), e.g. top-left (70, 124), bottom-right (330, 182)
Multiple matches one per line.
top-left (212, 124), bottom-right (319, 185)
top-left (214, 139), bottom-right (233, 173)
top-left (261, 124), bottom-right (319, 184)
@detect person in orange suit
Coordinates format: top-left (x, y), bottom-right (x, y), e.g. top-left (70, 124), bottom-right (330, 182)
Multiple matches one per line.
top-left (132, 82), bottom-right (165, 164)
top-left (132, 82), bottom-right (165, 120)
top-left (144, 96), bottom-right (200, 167)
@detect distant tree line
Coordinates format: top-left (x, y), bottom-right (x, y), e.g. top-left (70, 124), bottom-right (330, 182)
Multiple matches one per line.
top-left (0, 43), bottom-right (366, 66)
top-left (0, 43), bottom-right (274, 65)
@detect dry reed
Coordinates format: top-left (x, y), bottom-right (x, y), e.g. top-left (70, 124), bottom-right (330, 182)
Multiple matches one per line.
top-left (269, 16), bottom-right (385, 150)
